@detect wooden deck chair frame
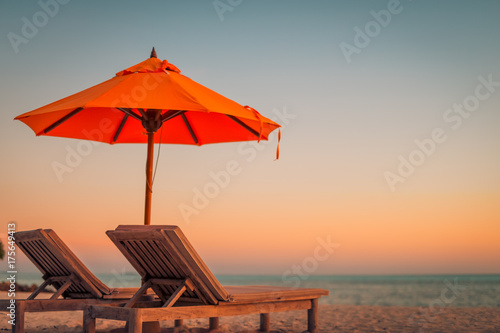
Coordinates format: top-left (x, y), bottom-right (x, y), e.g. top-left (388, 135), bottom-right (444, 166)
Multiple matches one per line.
top-left (84, 225), bottom-right (329, 333)
top-left (0, 229), bottom-right (138, 333)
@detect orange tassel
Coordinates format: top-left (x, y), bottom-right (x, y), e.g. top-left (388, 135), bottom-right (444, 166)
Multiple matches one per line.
top-left (275, 128), bottom-right (281, 161)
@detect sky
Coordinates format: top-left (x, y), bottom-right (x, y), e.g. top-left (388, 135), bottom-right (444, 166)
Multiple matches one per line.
top-left (0, 0), bottom-right (499, 277)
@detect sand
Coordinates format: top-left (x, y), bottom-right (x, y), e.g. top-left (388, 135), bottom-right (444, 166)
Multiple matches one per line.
top-left (1, 292), bottom-right (499, 332)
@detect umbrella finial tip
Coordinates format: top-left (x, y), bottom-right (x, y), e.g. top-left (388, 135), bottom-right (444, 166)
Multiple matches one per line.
top-left (150, 47), bottom-right (157, 58)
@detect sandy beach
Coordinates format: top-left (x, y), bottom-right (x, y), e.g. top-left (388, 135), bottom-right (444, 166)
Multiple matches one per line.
top-left (3, 0), bottom-right (500, 330)
top-left (1, 292), bottom-right (499, 333)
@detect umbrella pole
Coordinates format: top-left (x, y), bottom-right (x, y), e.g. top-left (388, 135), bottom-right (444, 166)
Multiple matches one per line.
top-left (142, 131), bottom-right (163, 332)
top-left (144, 132), bottom-right (154, 225)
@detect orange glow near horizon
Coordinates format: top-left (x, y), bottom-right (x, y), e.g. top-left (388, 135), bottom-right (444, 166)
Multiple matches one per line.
top-left (5, 191), bottom-right (499, 275)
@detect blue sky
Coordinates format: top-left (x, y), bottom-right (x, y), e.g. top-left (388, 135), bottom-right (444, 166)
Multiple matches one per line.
top-left (1, 1), bottom-right (499, 275)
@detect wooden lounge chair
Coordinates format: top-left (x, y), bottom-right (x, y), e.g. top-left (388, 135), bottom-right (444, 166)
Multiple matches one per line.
top-left (84, 225), bottom-right (329, 333)
top-left (0, 229), bottom-right (139, 333)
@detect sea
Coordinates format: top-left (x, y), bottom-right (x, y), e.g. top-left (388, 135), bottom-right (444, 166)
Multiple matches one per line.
top-left (6, 273), bottom-right (499, 308)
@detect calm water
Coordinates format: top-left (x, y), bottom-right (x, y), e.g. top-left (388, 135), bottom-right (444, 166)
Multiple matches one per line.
top-left (6, 273), bottom-right (499, 308)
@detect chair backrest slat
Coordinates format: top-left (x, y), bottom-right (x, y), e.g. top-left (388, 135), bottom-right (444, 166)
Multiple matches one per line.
top-left (33, 239), bottom-right (69, 276)
top-left (107, 225), bottom-right (229, 305)
top-left (16, 229), bottom-right (112, 299)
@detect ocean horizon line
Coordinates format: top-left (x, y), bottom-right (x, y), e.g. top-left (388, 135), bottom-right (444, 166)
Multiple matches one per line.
top-left (3, 272), bottom-right (498, 308)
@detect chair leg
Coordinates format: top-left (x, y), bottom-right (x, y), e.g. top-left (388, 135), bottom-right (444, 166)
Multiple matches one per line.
top-left (307, 299), bottom-right (319, 333)
top-left (209, 317), bottom-right (219, 330)
top-left (13, 301), bottom-right (25, 333)
top-left (83, 307), bottom-right (96, 333)
top-left (174, 319), bottom-right (183, 327)
top-left (260, 313), bottom-right (270, 332)
top-left (129, 310), bottom-right (143, 333)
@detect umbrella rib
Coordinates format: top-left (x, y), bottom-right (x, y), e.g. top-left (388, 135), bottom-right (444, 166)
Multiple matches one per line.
top-left (226, 115), bottom-right (260, 138)
top-left (43, 107), bottom-right (84, 134)
top-left (112, 114), bottom-right (129, 143)
top-left (136, 108), bottom-right (147, 118)
top-left (117, 108), bottom-right (142, 121)
top-left (180, 113), bottom-right (199, 145)
top-left (161, 110), bottom-right (184, 122)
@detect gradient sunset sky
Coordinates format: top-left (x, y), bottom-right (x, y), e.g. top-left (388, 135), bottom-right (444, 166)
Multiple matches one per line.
top-left (1, 0), bottom-right (499, 276)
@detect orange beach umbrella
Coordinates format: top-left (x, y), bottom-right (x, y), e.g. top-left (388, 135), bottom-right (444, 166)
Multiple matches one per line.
top-left (15, 48), bottom-right (281, 225)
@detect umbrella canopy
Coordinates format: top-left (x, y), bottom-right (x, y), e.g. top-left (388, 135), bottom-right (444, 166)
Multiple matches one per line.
top-left (15, 48), bottom-right (281, 225)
